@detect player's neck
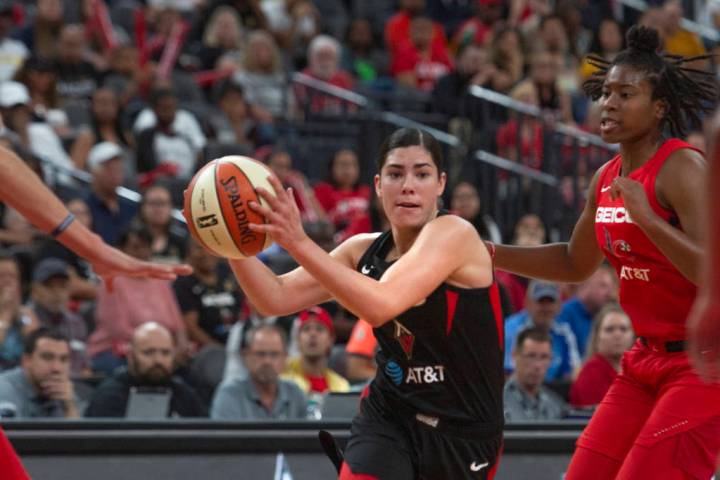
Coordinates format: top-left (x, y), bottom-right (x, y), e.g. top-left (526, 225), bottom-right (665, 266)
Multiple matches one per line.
top-left (619, 134), bottom-right (663, 177)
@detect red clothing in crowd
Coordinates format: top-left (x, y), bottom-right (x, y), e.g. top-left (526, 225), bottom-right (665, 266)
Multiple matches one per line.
top-left (391, 40), bottom-right (453, 92)
top-left (0, 428), bottom-right (29, 479)
top-left (453, 18), bottom-right (494, 48)
top-left (295, 68), bottom-right (354, 114)
top-left (307, 375), bottom-right (330, 393)
top-left (569, 354), bottom-right (618, 407)
top-left (496, 119), bottom-right (544, 171)
top-left (313, 182), bottom-right (371, 242)
top-left (384, 12), bottom-right (447, 54)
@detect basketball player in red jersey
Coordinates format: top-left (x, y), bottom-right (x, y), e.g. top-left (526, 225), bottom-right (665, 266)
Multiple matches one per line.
top-left (0, 144), bottom-right (192, 479)
top-left (225, 128), bottom-right (504, 479)
top-left (688, 109), bottom-right (720, 384)
top-left (492, 26), bottom-right (720, 479)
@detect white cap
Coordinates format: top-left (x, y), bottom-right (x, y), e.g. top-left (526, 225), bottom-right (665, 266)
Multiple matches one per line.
top-left (0, 82), bottom-right (30, 108)
top-left (87, 142), bottom-right (124, 170)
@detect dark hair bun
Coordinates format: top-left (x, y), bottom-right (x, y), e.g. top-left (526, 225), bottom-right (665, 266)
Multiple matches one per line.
top-left (626, 25), bottom-right (660, 54)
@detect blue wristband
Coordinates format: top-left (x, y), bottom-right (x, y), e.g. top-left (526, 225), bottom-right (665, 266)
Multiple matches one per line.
top-left (51, 213), bottom-right (75, 237)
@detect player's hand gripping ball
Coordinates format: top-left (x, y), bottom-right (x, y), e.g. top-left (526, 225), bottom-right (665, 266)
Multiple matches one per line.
top-left (183, 156), bottom-right (276, 258)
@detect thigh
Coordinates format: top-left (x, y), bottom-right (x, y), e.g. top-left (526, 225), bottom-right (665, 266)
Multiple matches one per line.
top-left (342, 411), bottom-right (416, 480)
top-left (413, 426), bottom-right (502, 480)
top-left (565, 373), bottom-right (655, 479)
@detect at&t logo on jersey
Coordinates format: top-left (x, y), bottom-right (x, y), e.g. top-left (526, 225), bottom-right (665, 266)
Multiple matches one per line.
top-left (620, 265), bottom-right (651, 282)
top-left (596, 207), bottom-right (634, 224)
top-left (385, 361), bottom-right (404, 386)
top-left (405, 365), bottom-right (446, 384)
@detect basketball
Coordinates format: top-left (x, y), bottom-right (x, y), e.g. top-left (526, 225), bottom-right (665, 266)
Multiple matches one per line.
top-left (184, 155), bottom-right (276, 259)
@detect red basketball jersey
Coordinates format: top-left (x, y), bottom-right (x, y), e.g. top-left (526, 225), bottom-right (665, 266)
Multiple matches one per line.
top-left (594, 139), bottom-right (700, 339)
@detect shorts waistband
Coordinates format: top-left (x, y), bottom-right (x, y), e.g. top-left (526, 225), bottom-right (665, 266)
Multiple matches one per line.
top-left (638, 336), bottom-right (685, 353)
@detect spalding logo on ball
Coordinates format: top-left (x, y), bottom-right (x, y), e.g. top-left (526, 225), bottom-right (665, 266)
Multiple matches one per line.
top-left (184, 156), bottom-right (276, 258)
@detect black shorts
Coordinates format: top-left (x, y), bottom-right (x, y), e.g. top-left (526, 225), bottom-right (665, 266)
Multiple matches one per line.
top-left (343, 395), bottom-right (503, 480)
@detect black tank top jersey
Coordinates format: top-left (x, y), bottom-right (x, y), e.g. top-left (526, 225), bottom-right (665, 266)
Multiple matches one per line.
top-left (356, 227), bottom-right (505, 427)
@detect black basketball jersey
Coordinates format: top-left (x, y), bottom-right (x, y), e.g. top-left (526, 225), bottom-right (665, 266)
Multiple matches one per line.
top-left (357, 227), bottom-right (505, 428)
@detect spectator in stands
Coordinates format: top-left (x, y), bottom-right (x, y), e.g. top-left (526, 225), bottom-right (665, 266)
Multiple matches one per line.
top-left (174, 239), bottom-right (243, 348)
top-left (685, 130), bottom-right (707, 153)
top-left (87, 225), bottom-right (188, 376)
top-left (557, 264), bottom-right (618, 357)
top-left (344, 318), bottom-right (377, 384)
top-left (391, 15), bottom-right (453, 92)
top-left (295, 35), bottom-right (355, 115)
top-left (555, 0), bottom-right (592, 60)
top-left (265, 149), bottom-right (326, 223)
top-left (496, 81), bottom-right (544, 172)
top-left (661, 0), bottom-right (707, 63)
top-left (209, 79), bottom-right (265, 149)
top-left (286, 0), bottom-right (322, 70)
top-left (504, 327), bottom-right (568, 421)
top-left (196, 6), bottom-right (246, 70)
top-left (385, 0), bottom-right (447, 57)
top-left (232, 30), bottom-right (292, 121)
top-left (0, 329), bottom-right (81, 418)
top-left (313, 148), bottom-right (370, 244)
top-left (13, 55), bottom-right (70, 138)
top-left (13, 0), bottom-right (64, 59)
top-left (452, 0), bottom-right (504, 51)
top-left (85, 322), bottom-right (206, 418)
top-left (341, 18), bottom-right (389, 84)
top-left (490, 26), bottom-right (526, 88)
top-left (134, 87), bottom-right (206, 185)
top-left (54, 24), bottom-right (100, 105)
top-left (579, 18), bottom-right (624, 82)
top-left (26, 259), bottom-right (87, 376)
top-left (0, 81), bottom-right (76, 182)
top-left (84, 142), bottom-right (137, 246)
top-left (0, 206), bottom-right (40, 250)
top-left (194, 0), bottom-right (268, 41)
top-left (283, 307), bottom-right (349, 394)
top-left (537, 15), bottom-right (579, 96)
top-left (508, 0), bottom-right (553, 33)
top-left (134, 185), bottom-right (188, 264)
top-left (0, 1), bottom-right (27, 82)
top-left (569, 304), bottom-right (634, 408)
top-left (504, 280), bottom-right (581, 381)
top-left (516, 49), bottom-right (573, 123)
top-left (449, 181), bottom-right (502, 243)
top-left (71, 88), bottom-right (134, 171)
top-left (103, 45), bottom-right (155, 108)
top-left (0, 251), bottom-right (38, 371)
top-left (432, 43), bottom-right (507, 119)
top-left (211, 324), bottom-right (306, 420)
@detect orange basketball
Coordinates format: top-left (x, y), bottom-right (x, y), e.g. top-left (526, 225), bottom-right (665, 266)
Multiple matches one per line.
top-left (184, 156), bottom-right (276, 258)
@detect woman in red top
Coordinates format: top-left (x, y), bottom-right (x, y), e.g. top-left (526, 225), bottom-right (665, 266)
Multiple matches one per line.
top-left (569, 304), bottom-right (634, 408)
top-left (492, 26), bottom-right (720, 479)
top-left (314, 149), bottom-right (371, 243)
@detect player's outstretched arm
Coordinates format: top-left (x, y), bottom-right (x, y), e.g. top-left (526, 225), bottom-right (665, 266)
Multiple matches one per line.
top-left (0, 145), bottom-right (192, 287)
top-left (492, 167), bottom-right (606, 283)
top-left (248, 175), bottom-right (490, 327)
top-left (688, 112), bottom-right (720, 383)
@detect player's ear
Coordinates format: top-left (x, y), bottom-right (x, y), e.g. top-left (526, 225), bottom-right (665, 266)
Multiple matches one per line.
top-left (437, 171), bottom-right (447, 196)
top-left (374, 174), bottom-right (382, 197)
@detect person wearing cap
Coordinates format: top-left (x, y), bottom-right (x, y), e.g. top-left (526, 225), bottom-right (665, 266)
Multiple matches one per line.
top-left (0, 1), bottom-right (28, 82)
top-left (26, 258), bottom-right (88, 376)
top-left (0, 80), bottom-right (75, 184)
top-left (84, 141), bottom-right (138, 246)
top-left (282, 306), bottom-right (350, 394)
top-left (503, 326), bottom-right (568, 422)
top-left (504, 279), bottom-right (581, 381)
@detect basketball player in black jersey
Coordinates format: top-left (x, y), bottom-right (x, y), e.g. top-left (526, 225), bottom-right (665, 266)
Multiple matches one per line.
top-left (228, 128), bottom-right (504, 479)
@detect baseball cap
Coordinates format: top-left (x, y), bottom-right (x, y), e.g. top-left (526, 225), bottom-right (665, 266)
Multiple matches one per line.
top-left (529, 281), bottom-right (559, 302)
top-left (32, 258), bottom-right (70, 284)
top-left (87, 142), bottom-right (123, 170)
top-left (298, 306), bottom-right (334, 334)
top-left (0, 81), bottom-right (30, 108)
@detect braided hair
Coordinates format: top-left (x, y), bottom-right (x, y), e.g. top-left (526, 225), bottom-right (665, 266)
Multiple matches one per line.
top-left (582, 25), bottom-right (717, 138)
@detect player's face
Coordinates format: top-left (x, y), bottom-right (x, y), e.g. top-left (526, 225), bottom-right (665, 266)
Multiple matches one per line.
top-left (599, 65), bottom-right (666, 144)
top-left (375, 146), bottom-right (446, 230)
top-left (298, 320), bottom-right (333, 361)
top-left (596, 312), bottom-right (634, 358)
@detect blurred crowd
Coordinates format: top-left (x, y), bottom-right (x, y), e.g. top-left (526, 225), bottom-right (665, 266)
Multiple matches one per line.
top-left (0, 0), bottom-right (714, 422)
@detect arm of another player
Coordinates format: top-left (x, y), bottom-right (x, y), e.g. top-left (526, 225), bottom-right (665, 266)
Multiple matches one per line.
top-left (688, 115), bottom-right (720, 383)
top-left (0, 146), bottom-right (192, 286)
top-left (249, 176), bottom-right (490, 326)
top-left (492, 167), bottom-right (606, 282)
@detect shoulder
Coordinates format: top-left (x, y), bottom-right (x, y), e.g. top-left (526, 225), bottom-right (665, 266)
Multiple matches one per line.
top-left (279, 379), bottom-right (306, 400)
top-left (216, 376), bottom-right (246, 394)
top-left (660, 146), bottom-right (706, 178)
top-left (335, 232), bottom-right (382, 261)
top-left (423, 214), bottom-right (479, 243)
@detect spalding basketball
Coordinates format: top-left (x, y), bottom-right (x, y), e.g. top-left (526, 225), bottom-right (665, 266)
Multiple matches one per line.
top-left (184, 156), bottom-right (276, 258)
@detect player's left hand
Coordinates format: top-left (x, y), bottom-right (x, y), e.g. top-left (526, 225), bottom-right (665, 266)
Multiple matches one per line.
top-left (687, 294), bottom-right (720, 383)
top-left (610, 177), bottom-right (656, 227)
top-left (89, 244), bottom-right (193, 292)
top-left (249, 175), bottom-right (309, 251)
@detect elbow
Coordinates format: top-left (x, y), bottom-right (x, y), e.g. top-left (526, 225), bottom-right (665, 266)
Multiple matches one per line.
top-left (361, 302), bottom-right (396, 328)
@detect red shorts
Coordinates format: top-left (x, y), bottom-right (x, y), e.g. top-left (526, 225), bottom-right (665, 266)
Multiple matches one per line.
top-left (575, 339), bottom-right (720, 479)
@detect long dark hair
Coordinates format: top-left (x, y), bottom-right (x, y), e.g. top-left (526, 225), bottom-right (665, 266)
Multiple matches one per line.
top-left (377, 128), bottom-right (445, 173)
top-left (326, 148), bottom-right (361, 189)
top-left (583, 25), bottom-right (717, 137)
